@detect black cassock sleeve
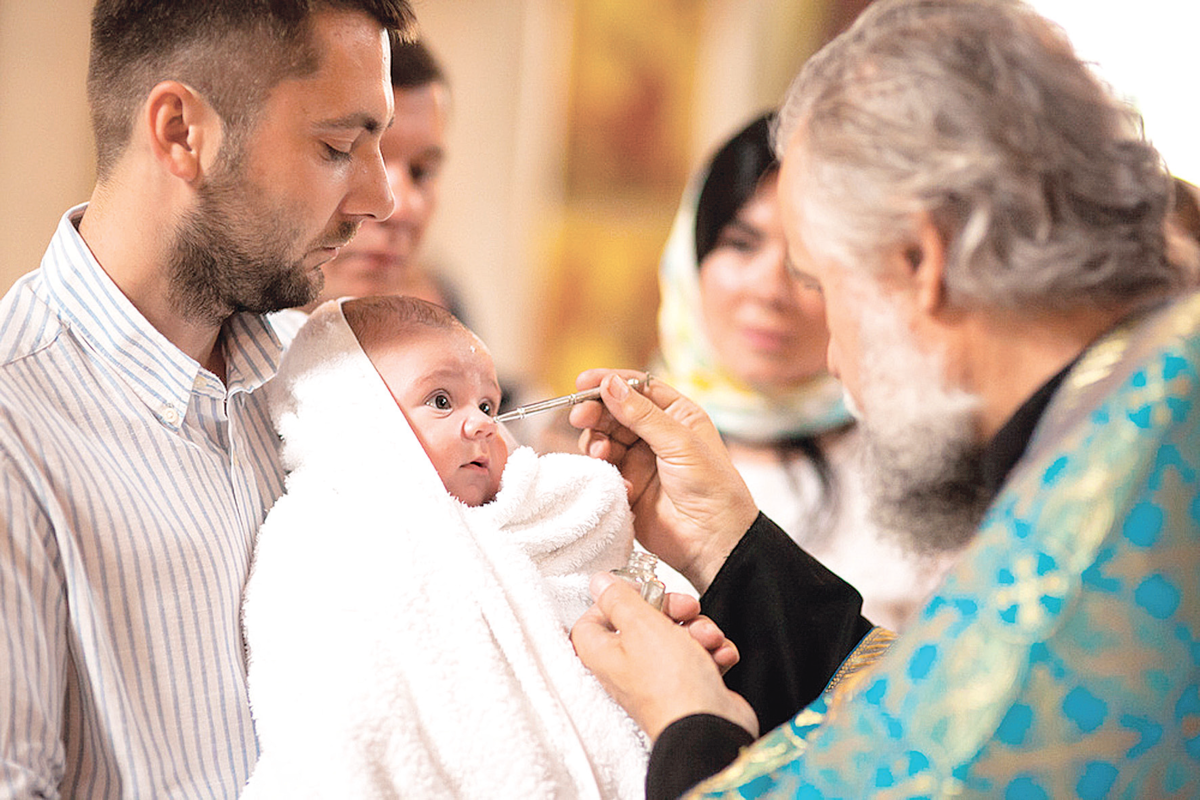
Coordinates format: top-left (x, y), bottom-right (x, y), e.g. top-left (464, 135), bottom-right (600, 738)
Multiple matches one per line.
top-left (703, 513), bottom-right (873, 734)
top-left (646, 513), bottom-right (873, 800)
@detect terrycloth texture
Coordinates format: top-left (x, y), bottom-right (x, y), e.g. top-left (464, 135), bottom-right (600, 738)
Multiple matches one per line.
top-left (241, 301), bottom-right (648, 799)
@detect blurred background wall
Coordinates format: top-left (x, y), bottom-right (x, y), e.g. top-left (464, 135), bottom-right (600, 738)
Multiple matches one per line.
top-left (0, 0), bottom-right (96, 298)
top-left (412, 0), bottom-right (867, 392)
top-left (1, 0), bottom-right (1194, 394)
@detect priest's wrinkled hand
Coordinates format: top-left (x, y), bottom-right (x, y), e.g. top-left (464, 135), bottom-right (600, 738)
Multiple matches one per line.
top-left (571, 572), bottom-right (758, 742)
top-left (569, 369), bottom-right (758, 593)
top-left (659, 588), bottom-right (739, 676)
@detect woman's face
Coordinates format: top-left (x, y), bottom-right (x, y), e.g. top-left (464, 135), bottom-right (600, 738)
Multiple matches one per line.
top-left (698, 174), bottom-right (831, 392)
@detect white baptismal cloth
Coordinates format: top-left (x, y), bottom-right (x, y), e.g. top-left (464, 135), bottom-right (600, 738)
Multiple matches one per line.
top-left (241, 301), bottom-right (648, 799)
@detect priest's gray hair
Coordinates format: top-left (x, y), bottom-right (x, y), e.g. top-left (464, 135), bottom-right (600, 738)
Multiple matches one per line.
top-left (773, 0), bottom-right (1191, 312)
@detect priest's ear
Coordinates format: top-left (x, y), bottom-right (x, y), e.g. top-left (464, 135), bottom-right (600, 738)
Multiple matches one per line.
top-left (904, 214), bottom-right (949, 315)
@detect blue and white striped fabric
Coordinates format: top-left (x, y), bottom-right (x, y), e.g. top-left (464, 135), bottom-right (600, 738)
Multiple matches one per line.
top-left (0, 205), bottom-right (287, 798)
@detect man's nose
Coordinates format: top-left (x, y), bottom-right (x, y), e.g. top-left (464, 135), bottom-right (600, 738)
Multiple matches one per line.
top-left (345, 145), bottom-right (395, 221)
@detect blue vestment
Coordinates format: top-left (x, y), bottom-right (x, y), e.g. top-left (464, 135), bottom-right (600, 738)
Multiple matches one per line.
top-left (690, 292), bottom-right (1200, 798)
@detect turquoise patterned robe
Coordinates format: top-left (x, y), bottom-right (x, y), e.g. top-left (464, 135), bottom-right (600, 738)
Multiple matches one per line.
top-left (690, 292), bottom-right (1200, 799)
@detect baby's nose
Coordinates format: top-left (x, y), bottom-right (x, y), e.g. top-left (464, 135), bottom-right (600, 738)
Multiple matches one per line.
top-left (465, 407), bottom-right (497, 437)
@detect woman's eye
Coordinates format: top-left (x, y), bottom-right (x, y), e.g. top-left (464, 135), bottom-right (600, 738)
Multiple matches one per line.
top-left (716, 232), bottom-right (757, 254)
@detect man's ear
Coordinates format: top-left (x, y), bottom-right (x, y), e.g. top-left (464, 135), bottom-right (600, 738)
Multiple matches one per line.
top-left (906, 213), bottom-right (948, 315)
top-left (145, 80), bottom-right (220, 183)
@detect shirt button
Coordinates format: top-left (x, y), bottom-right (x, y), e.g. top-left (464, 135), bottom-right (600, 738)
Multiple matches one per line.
top-left (162, 406), bottom-right (181, 426)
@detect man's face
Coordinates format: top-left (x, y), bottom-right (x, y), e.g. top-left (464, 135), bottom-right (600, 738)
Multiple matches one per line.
top-left (313, 82), bottom-right (448, 306)
top-left (845, 280), bottom-right (988, 551)
top-left (376, 326), bottom-right (508, 507)
top-left (779, 143), bottom-right (987, 551)
top-left (168, 8), bottom-right (395, 322)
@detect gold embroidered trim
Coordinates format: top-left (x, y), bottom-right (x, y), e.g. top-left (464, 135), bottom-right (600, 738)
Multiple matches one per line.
top-left (825, 626), bottom-right (897, 697)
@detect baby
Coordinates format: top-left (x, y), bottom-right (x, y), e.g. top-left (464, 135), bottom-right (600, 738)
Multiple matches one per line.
top-left (350, 293), bottom-right (509, 508)
top-left (241, 297), bottom-right (648, 799)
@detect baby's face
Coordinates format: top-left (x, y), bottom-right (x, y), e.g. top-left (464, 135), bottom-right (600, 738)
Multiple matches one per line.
top-left (376, 327), bottom-right (508, 506)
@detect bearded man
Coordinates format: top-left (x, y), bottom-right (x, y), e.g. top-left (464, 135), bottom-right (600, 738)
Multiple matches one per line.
top-left (0, 1), bottom-right (412, 796)
top-left (568, 1), bottom-right (1200, 798)
top-left (269, 38), bottom-right (457, 343)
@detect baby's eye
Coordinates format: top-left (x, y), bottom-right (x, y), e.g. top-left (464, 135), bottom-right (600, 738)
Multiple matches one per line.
top-left (428, 392), bottom-right (452, 411)
top-left (479, 399), bottom-right (495, 416)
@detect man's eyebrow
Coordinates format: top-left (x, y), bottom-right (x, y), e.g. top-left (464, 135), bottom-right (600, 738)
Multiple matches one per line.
top-left (315, 112), bottom-right (394, 135)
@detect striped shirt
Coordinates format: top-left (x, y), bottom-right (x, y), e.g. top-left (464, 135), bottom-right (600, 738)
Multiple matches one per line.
top-left (1, 206), bottom-right (287, 798)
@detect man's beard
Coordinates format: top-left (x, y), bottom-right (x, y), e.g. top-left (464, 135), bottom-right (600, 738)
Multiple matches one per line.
top-left (167, 152), bottom-right (356, 325)
top-left (849, 282), bottom-right (990, 555)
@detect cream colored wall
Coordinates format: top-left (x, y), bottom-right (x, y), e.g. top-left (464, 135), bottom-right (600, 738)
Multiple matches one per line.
top-left (0, 0), bottom-right (820, 382)
top-left (0, 0), bottom-right (96, 292)
top-left (408, 0), bottom-right (569, 382)
top-left (413, 0), bottom-right (821, 380)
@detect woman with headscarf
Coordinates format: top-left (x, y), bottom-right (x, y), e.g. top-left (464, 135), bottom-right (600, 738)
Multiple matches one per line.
top-left (652, 112), bottom-right (960, 631)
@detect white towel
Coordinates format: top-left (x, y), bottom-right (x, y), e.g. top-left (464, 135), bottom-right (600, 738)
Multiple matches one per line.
top-left (241, 301), bottom-right (648, 799)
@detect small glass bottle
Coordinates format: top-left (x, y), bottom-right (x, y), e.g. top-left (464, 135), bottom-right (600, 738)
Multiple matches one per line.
top-left (611, 550), bottom-right (666, 611)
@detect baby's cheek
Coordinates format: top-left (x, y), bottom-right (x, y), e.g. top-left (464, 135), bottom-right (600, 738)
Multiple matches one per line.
top-left (495, 436), bottom-right (510, 472)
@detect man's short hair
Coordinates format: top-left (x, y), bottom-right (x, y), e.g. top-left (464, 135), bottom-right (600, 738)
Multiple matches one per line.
top-left (88, 0), bottom-right (416, 179)
top-left (392, 38), bottom-right (446, 90)
top-left (775, 0), bottom-right (1192, 312)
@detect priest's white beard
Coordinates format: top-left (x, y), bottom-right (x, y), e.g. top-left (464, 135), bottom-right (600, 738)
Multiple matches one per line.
top-left (848, 282), bottom-right (990, 554)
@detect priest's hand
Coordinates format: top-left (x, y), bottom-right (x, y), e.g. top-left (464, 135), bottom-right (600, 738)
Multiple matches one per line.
top-left (569, 370), bottom-right (758, 593)
top-left (571, 572), bottom-right (758, 742)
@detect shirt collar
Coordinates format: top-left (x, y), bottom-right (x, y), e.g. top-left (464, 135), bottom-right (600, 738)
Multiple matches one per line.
top-left (43, 204), bottom-right (283, 430)
top-left (222, 311), bottom-right (285, 396)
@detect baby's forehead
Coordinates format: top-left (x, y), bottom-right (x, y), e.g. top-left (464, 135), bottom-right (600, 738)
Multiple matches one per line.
top-left (383, 319), bottom-right (480, 349)
top-left (387, 325), bottom-right (497, 378)
top-left (438, 324), bottom-right (492, 359)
